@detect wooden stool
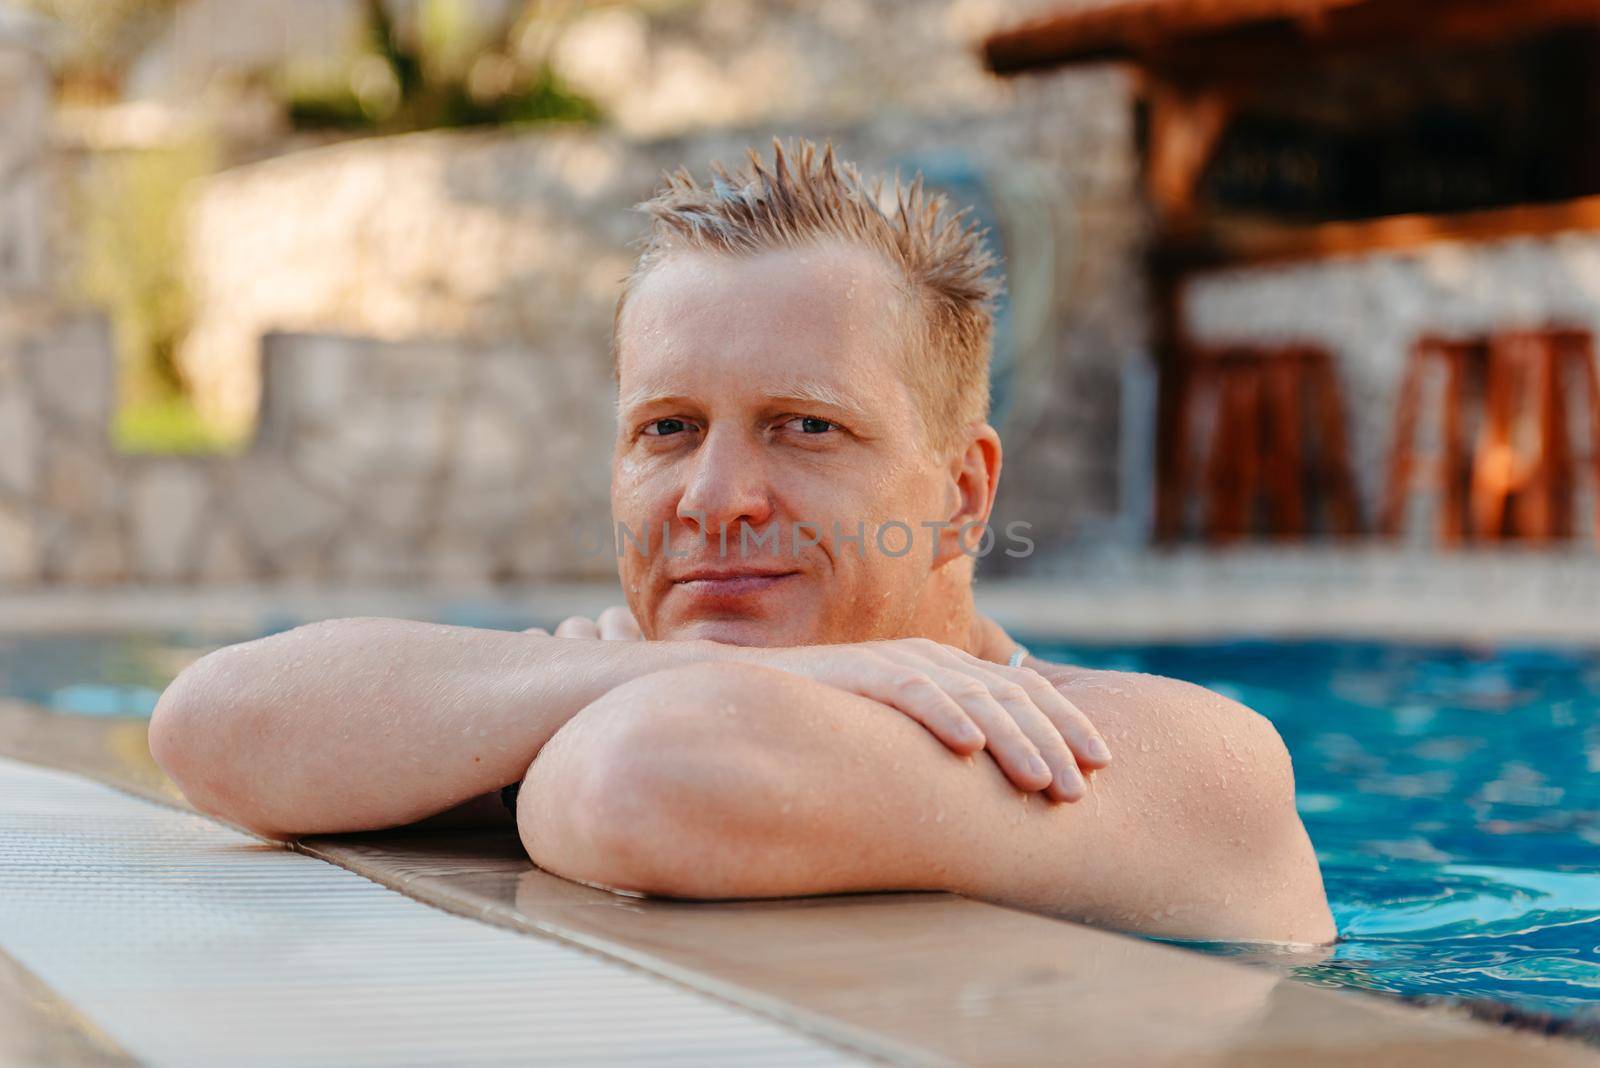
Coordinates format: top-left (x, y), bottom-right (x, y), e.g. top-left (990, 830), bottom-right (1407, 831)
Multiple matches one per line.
top-left (1472, 328), bottom-right (1600, 542)
top-left (1381, 336), bottom-right (1484, 544)
top-left (1385, 328), bottom-right (1600, 545)
top-left (1162, 344), bottom-right (1362, 544)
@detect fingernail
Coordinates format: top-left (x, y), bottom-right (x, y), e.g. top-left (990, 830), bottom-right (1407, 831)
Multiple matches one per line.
top-left (1088, 739), bottom-right (1112, 763)
top-left (1027, 755), bottom-right (1052, 780)
top-left (958, 723), bottom-right (985, 746)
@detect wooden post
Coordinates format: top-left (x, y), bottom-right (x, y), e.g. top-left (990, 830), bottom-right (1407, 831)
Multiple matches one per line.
top-left (1144, 79), bottom-right (1234, 232)
top-left (1440, 345), bottom-right (1469, 546)
top-left (1381, 342), bottom-right (1427, 537)
top-left (1146, 74), bottom-right (1233, 544)
top-left (1579, 332), bottom-right (1600, 546)
top-left (1263, 355), bottom-right (1306, 538)
top-left (1308, 349), bottom-right (1363, 537)
top-left (1472, 335), bottom-right (1520, 540)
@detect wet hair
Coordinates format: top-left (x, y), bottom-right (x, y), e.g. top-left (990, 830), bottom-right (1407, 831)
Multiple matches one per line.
top-left (614, 137), bottom-right (1001, 449)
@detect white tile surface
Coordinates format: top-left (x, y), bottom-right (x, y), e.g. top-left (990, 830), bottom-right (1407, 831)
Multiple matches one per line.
top-left (0, 756), bottom-right (860, 1067)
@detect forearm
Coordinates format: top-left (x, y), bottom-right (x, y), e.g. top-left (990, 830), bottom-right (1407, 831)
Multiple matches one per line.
top-left (149, 617), bottom-right (724, 837)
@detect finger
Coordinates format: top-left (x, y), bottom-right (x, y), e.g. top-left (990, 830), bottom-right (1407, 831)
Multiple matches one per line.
top-left (596, 606), bottom-right (644, 641)
top-left (982, 675), bottom-right (1087, 803)
top-left (554, 615), bottom-right (600, 639)
top-left (906, 663), bottom-right (1056, 795)
top-left (522, 626), bottom-right (551, 636)
top-left (961, 672), bottom-right (1072, 798)
top-left (911, 653), bottom-right (1083, 802)
top-left (1019, 674), bottom-right (1112, 771)
top-left (827, 656), bottom-right (987, 756)
top-left (947, 648), bottom-right (1112, 772)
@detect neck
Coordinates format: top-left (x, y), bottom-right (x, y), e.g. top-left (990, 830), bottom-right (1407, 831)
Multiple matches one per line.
top-left (911, 561), bottom-right (1014, 665)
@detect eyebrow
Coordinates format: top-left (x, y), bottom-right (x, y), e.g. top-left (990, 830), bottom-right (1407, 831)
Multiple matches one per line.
top-left (617, 381), bottom-right (874, 422)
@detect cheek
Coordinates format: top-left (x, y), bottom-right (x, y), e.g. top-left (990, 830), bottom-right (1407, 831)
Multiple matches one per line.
top-left (611, 451), bottom-right (646, 501)
top-left (611, 465), bottom-right (657, 588)
top-left (784, 467), bottom-right (942, 552)
top-left (612, 455), bottom-right (678, 522)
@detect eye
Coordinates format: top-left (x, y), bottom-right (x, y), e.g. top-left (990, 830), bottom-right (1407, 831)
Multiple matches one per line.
top-left (643, 418), bottom-right (695, 437)
top-left (786, 416), bottom-right (838, 435)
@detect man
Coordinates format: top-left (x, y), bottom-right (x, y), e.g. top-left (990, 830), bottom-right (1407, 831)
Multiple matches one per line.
top-left (150, 140), bottom-right (1336, 945)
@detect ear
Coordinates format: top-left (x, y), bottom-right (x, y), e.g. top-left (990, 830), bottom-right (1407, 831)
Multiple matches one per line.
top-left (931, 424), bottom-right (1003, 569)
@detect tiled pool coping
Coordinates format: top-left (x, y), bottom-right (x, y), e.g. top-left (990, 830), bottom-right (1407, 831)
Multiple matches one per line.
top-left (982, 547), bottom-right (1600, 643)
top-left (0, 944), bottom-right (135, 1067)
top-left (2, 700), bottom-right (1597, 1065)
top-left (4, 755), bottom-right (856, 1067)
top-left (5, 546), bottom-right (1600, 644)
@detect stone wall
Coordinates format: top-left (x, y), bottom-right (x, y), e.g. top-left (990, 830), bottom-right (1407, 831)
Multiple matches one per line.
top-left (1, 311), bottom-right (119, 585)
top-left (180, 67), bottom-right (1146, 569)
top-left (1185, 233), bottom-right (1600, 540)
top-left (3, 4), bottom-right (1151, 588)
top-left (0, 32), bottom-right (49, 294)
top-left (0, 322), bottom-right (617, 588)
top-left (544, 0), bottom-right (1058, 140)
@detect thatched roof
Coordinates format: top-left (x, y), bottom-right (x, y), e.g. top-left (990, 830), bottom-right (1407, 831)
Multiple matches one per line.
top-left (982, 0), bottom-right (1600, 75)
top-left (982, 0), bottom-right (1369, 73)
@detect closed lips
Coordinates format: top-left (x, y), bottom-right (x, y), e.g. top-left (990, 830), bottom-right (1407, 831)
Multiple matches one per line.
top-left (674, 568), bottom-right (799, 582)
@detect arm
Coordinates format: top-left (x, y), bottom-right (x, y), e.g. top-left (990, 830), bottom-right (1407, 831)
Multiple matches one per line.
top-left (148, 617), bottom-right (731, 838)
top-left (517, 660), bottom-right (1335, 944)
top-left (149, 618), bottom-right (1110, 840)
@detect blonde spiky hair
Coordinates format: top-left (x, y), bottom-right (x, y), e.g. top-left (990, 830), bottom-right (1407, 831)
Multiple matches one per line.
top-left (613, 137), bottom-right (1002, 449)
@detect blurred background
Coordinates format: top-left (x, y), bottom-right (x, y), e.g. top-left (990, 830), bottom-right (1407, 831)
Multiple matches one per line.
top-left (1, 0), bottom-right (1599, 634)
top-left (4, 5), bottom-right (1600, 1033)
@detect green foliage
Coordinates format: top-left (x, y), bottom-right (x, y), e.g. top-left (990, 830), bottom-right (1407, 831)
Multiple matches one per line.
top-left (77, 138), bottom-right (228, 451)
top-left (497, 67), bottom-right (603, 125)
top-left (283, 80), bottom-right (377, 130)
top-left (285, 63), bottom-right (599, 132)
top-left (113, 393), bottom-right (242, 455)
top-left (282, 0), bottom-right (606, 135)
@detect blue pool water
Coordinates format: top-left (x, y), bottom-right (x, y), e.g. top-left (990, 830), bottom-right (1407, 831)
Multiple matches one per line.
top-left (2, 628), bottom-right (1597, 1031)
top-left (1032, 638), bottom-right (1600, 1033)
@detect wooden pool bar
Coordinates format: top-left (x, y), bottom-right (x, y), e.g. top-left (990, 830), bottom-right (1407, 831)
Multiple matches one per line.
top-left (982, 0), bottom-right (1600, 547)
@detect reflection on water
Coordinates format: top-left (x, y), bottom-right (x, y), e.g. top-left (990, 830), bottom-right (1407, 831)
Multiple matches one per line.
top-left (0, 632), bottom-right (225, 716)
top-left (1035, 638), bottom-right (1600, 1032)
top-left (4, 627), bottom-right (1598, 1028)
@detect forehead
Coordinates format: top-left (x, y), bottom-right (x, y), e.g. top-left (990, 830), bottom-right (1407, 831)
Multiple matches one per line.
top-left (616, 241), bottom-right (911, 397)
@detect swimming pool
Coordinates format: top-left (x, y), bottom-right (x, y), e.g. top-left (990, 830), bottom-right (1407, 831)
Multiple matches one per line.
top-left (1031, 637), bottom-right (1600, 1037)
top-left (3, 626), bottom-right (1597, 1034)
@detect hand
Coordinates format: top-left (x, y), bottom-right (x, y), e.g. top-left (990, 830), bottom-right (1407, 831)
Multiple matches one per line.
top-left (748, 638), bottom-right (1111, 803)
top-left (525, 606), bottom-right (643, 641)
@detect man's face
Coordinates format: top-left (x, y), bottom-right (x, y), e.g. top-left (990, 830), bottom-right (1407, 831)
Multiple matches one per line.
top-left (612, 240), bottom-right (955, 646)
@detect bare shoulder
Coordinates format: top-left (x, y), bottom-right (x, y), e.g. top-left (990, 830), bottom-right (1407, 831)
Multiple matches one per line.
top-left (1028, 658), bottom-right (1301, 829)
top-left (1011, 658), bottom-right (1333, 942)
top-left (1028, 658), bottom-right (1293, 781)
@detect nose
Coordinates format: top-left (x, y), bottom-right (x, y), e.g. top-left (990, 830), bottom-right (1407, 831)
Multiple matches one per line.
top-left (676, 427), bottom-right (775, 541)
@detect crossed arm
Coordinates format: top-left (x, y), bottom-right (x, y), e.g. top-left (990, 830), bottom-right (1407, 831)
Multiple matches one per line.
top-left (516, 657), bottom-right (1336, 944)
top-left (149, 615), bottom-right (1109, 837)
top-left (151, 616), bottom-right (1334, 943)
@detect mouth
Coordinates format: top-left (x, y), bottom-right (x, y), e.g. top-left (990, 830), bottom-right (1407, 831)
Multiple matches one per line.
top-left (671, 567), bottom-right (801, 599)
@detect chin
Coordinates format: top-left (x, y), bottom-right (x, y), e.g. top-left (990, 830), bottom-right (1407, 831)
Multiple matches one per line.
top-left (660, 616), bottom-right (811, 647)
